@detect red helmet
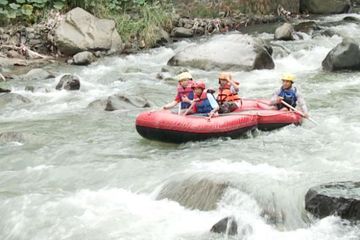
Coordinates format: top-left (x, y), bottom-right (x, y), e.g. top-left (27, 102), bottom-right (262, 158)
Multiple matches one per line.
top-left (192, 81), bottom-right (206, 89)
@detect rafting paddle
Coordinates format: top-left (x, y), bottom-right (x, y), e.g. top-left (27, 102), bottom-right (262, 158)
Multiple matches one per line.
top-left (280, 100), bottom-right (318, 125)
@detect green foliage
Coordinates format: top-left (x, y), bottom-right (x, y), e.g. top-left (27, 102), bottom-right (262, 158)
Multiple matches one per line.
top-left (0, 0), bottom-right (173, 49)
top-left (113, 1), bottom-right (172, 48)
top-left (0, 0), bottom-right (67, 24)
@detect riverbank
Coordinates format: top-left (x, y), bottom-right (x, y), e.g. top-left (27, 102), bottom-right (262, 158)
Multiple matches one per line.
top-left (0, 0), bottom-right (356, 83)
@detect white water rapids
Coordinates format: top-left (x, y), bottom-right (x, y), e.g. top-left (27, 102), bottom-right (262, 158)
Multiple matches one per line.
top-left (1, 14), bottom-right (360, 240)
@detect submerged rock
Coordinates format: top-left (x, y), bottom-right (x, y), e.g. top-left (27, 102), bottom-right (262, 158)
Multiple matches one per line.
top-left (322, 39), bottom-right (360, 71)
top-left (87, 99), bottom-right (107, 110)
top-left (21, 68), bottom-right (54, 81)
top-left (168, 34), bottom-right (274, 71)
top-left (156, 176), bottom-right (230, 211)
top-left (300, 0), bottom-right (351, 14)
top-left (305, 181), bottom-right (360, 221)
top-left (56, 74), bottom-right (81, 91)
top-left (210, 216), bottom-right (238, 236)
top-left (0, 93), bottom-right (31, 108)
top-left (105, 94), bottom-right (150, 111)
top-left (294, 21), bottom-right (321, 34)
top-left (0, 132), bottom-right (25, 143)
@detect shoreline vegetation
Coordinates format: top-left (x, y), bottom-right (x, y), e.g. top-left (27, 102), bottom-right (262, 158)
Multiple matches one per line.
top-left (0, 0), bottom-right (355, 69)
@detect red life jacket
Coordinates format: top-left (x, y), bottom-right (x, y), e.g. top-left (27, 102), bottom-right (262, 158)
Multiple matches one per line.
top-left (217, 82), bottom-right (240, 105)
top-left (177, 81), bottom-right (194, 109)
top-left (177, 81), bottom-right (194, 99)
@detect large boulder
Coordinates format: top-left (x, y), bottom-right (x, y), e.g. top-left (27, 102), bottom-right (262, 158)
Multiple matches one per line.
top-left (300, 0), bottom-right (351, 14)
top-left (56, 74), bottom-right (81, 90)
top-left (322, 39), bottom-right (360, 71)
top-left (54, 7), bottom-right (123, 56)
top-left (274, 23), bottom-right (295, 41)
top-left (168, 34), bottom-right (274, 71)
top-left (156, 176), bottom-right (230, 211)
top-left (305, 182), bottom-right (360, 221)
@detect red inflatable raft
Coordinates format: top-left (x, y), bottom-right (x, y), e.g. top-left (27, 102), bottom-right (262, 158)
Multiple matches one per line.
top-left (136, 99), bottom-right (302, 143)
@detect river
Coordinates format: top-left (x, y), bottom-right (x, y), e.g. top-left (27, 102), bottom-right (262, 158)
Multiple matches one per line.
top-left (0, 14), bottom-right (360, 240)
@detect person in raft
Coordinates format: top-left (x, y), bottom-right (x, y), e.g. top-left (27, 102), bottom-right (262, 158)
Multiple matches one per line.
top-left (183, 81), bottom-right (219, 118)
top-left (216, 72), bottom-right (241, 113)
top-left (270, 73), bottom-right (309, 117)
top-left (162, 72), bottom-right (194, 113)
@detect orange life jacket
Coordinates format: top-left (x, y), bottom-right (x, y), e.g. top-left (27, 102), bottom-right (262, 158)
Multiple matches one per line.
top-left (217, 83), bottom-right (240, 104)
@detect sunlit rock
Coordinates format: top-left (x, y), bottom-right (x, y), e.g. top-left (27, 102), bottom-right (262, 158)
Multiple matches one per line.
top-left (72, 51), bottom-right (96, 66)
top-left (274, 23), bottom-right (295, 41)
top-left (168, 34), bottom-right (274, 71)
top-left (54, 7), bottom-right (123, 56)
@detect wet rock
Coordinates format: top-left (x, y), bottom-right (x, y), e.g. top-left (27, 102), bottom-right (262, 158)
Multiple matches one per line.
top-left (342, 16), bottom-right (360, 22)
top-left (72, 51), bottom-right (96, 65)
top-left (305, 181), bottom-right (360, 221)
top-left (22, 68), bottom-right (54, 81)
top-left (274, 23), bottom-right (295, 41)
top-left (156, 176), bottom-right (230, 211)
top-left (0, 132), bottom-right (25, 143)
top-left (153, 27), bottom-right (171, 47)
top-left (171, 27), bottom-right (193, 38)
top-left (54, 7), bottom-right (123, 56)
top-left (322, 39), bottom-right (360, 71)
top-left (0, 88), bottom-right (11, 93)
top-left (300, 0), bottom-right (351, 14)
top-left (0, 93), bottom-right (31, 108)
top-left (168, 34), bottom-right (274, 71)
top-left (294, 21), bottom-right (321, 34)
top-left (317, 29), bottom-right (338, 38)
top-left (105, 94), bottom-right (150, 111)
top-left (56, 74), bottom-right (81, 90)
top-left (253, 45), bottom-right (275, 70)
top-left (210, 217), bottom-right (238, 236)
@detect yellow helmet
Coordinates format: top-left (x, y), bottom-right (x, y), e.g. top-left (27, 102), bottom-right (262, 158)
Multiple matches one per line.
top-left (281, 73), bottom-right (295, 82)
top-left (177, 72), bottom-right (192, 82)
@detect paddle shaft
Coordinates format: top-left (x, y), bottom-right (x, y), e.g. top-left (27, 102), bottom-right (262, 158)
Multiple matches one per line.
top-left (280, 100), bottom-right (318, 125)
